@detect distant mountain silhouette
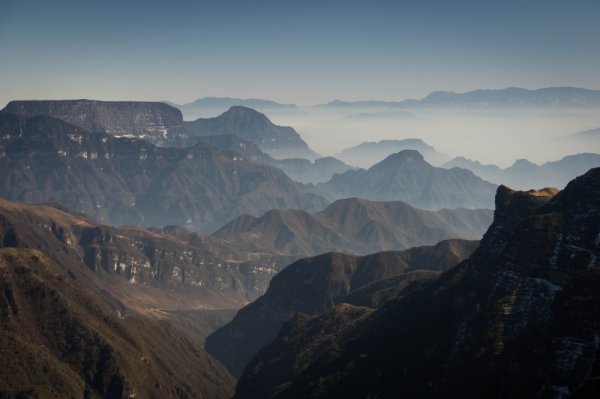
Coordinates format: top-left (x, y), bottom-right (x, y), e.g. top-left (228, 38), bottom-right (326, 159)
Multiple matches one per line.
top-left (336, 138), bottom-right (450, 168)
top-left (185, 106), bottom-right (320, 160)
top-left (235, 168), bottom-right (600, 399)
top-left (206, 239), bottom-right (478, 378)
top-left (320, 87), bottom-right (600, 109)
top-left (0, 248), bottom-right (236, 398)
top-left (179, 97), bottom-right (298, 110)
top-left (319, 99), bottom-right (403, 108)
top-left (319, 150), bottom-right (497, 209)
top-left (0, 112), bottom-right (327, 232)
top-left (198, 134), bottom-right (352, 183)
top-left (345, 110), bottom-right (415, 119)
top-left (572, 127), bottom-right (600, 137)
top-left (168, 97), bottom-right (306, 118)
top-left (213, 197), bottom-right (492, 256)
top-left (443, 153), bottom-right (600, 189)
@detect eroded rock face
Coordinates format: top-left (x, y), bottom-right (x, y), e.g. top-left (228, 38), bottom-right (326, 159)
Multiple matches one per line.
top-left (0, 197), bottom-right (293, 313)
top-left (4, 100), bottom-right (188, 146)
top-left (235, 168), bottom-right (600, 399)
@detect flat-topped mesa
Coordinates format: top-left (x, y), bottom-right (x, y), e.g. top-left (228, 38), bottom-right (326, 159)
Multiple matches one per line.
top-left (3, 100), bottom-right (187, 146)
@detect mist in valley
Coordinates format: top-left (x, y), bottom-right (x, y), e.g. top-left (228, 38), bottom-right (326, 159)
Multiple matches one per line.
top-left (269, 107), bottom-right (600, 168)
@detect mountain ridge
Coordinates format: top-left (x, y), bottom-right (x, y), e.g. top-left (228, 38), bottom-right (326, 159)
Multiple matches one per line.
top-left (0, 111), bottom-right (327, 232)
top-left (213, 196), bottom-right (493, 256)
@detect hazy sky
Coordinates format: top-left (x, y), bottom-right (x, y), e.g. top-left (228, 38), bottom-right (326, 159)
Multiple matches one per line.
top-left (1, 0), bottom-right (599, 106)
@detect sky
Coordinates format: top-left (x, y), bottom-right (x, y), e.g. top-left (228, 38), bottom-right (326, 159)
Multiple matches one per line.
top-left (1, 0), bottom-right (600, 106)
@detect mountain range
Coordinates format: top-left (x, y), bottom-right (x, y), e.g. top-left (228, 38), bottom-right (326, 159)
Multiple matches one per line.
top-left (206, 239), bottom-right (479, 378)
top-left (443, 153), bottom-right (600, 190)
top-left (336, 138), bottom-right (450, 168)
top-left (213, 197), bottom-right (492, 256)
top-left (1, 101), bottom-right (320, 162)
top-left (235, 168), bottom-right (600, 398)
top-left (321, 87), bottom-right (600, 109)
top-left (318, 150), bottom-right (497, 209)
top-left (0, 112), bottom-right (326, 232)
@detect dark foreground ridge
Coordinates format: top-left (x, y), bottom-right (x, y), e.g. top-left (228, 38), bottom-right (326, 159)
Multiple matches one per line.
top-left (207, 239), bottom-right (479, 378)
top-left (235, 168), bottom-right (600, 398)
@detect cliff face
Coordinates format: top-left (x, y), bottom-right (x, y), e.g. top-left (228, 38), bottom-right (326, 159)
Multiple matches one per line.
top-left (3, 100), bottom-right (187, 146)
top-left (235, 168), bottom-right (600, 399)
top-left (0, 197), bottom-right (293, 312)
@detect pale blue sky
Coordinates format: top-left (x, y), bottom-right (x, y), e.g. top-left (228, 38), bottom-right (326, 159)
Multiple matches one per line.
top-left (1, 0), bottom-right (599, 105)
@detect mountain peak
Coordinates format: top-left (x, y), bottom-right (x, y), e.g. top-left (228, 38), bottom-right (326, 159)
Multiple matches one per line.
top-left (377, 150), bottom-right (426, 167)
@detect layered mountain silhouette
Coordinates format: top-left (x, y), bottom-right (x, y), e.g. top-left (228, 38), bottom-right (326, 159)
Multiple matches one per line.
top-left (3, 99), bottom-right (188, 146)
top-left (399, 87), bottom-right (600, 108)
top-left (213, 197), bottom-right (492, 256)
top-left (444, 153), bottom-right (600, 190)
top-left (336, 138), bottom-right (450, 168)
top-left (206, 239), bottom-right (479, 378)
top-left (0, 248), bottom-right (236, 398)
top-left (0, 112), bottom-right (327, 232)
top-left (185, 106), bottom-right (319, 160)
top-left (235, 168), bottom-right (600, 398)
top-left (318, 150), bottom-right (497, 209)
top-left (199, 134), bottom-right (352, 183)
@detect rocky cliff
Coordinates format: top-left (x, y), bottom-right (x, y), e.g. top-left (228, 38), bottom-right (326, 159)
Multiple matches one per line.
top-left (3, 99), bottom-right (187, 146)
top-left (235, 168), bottom-right (600, 398)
